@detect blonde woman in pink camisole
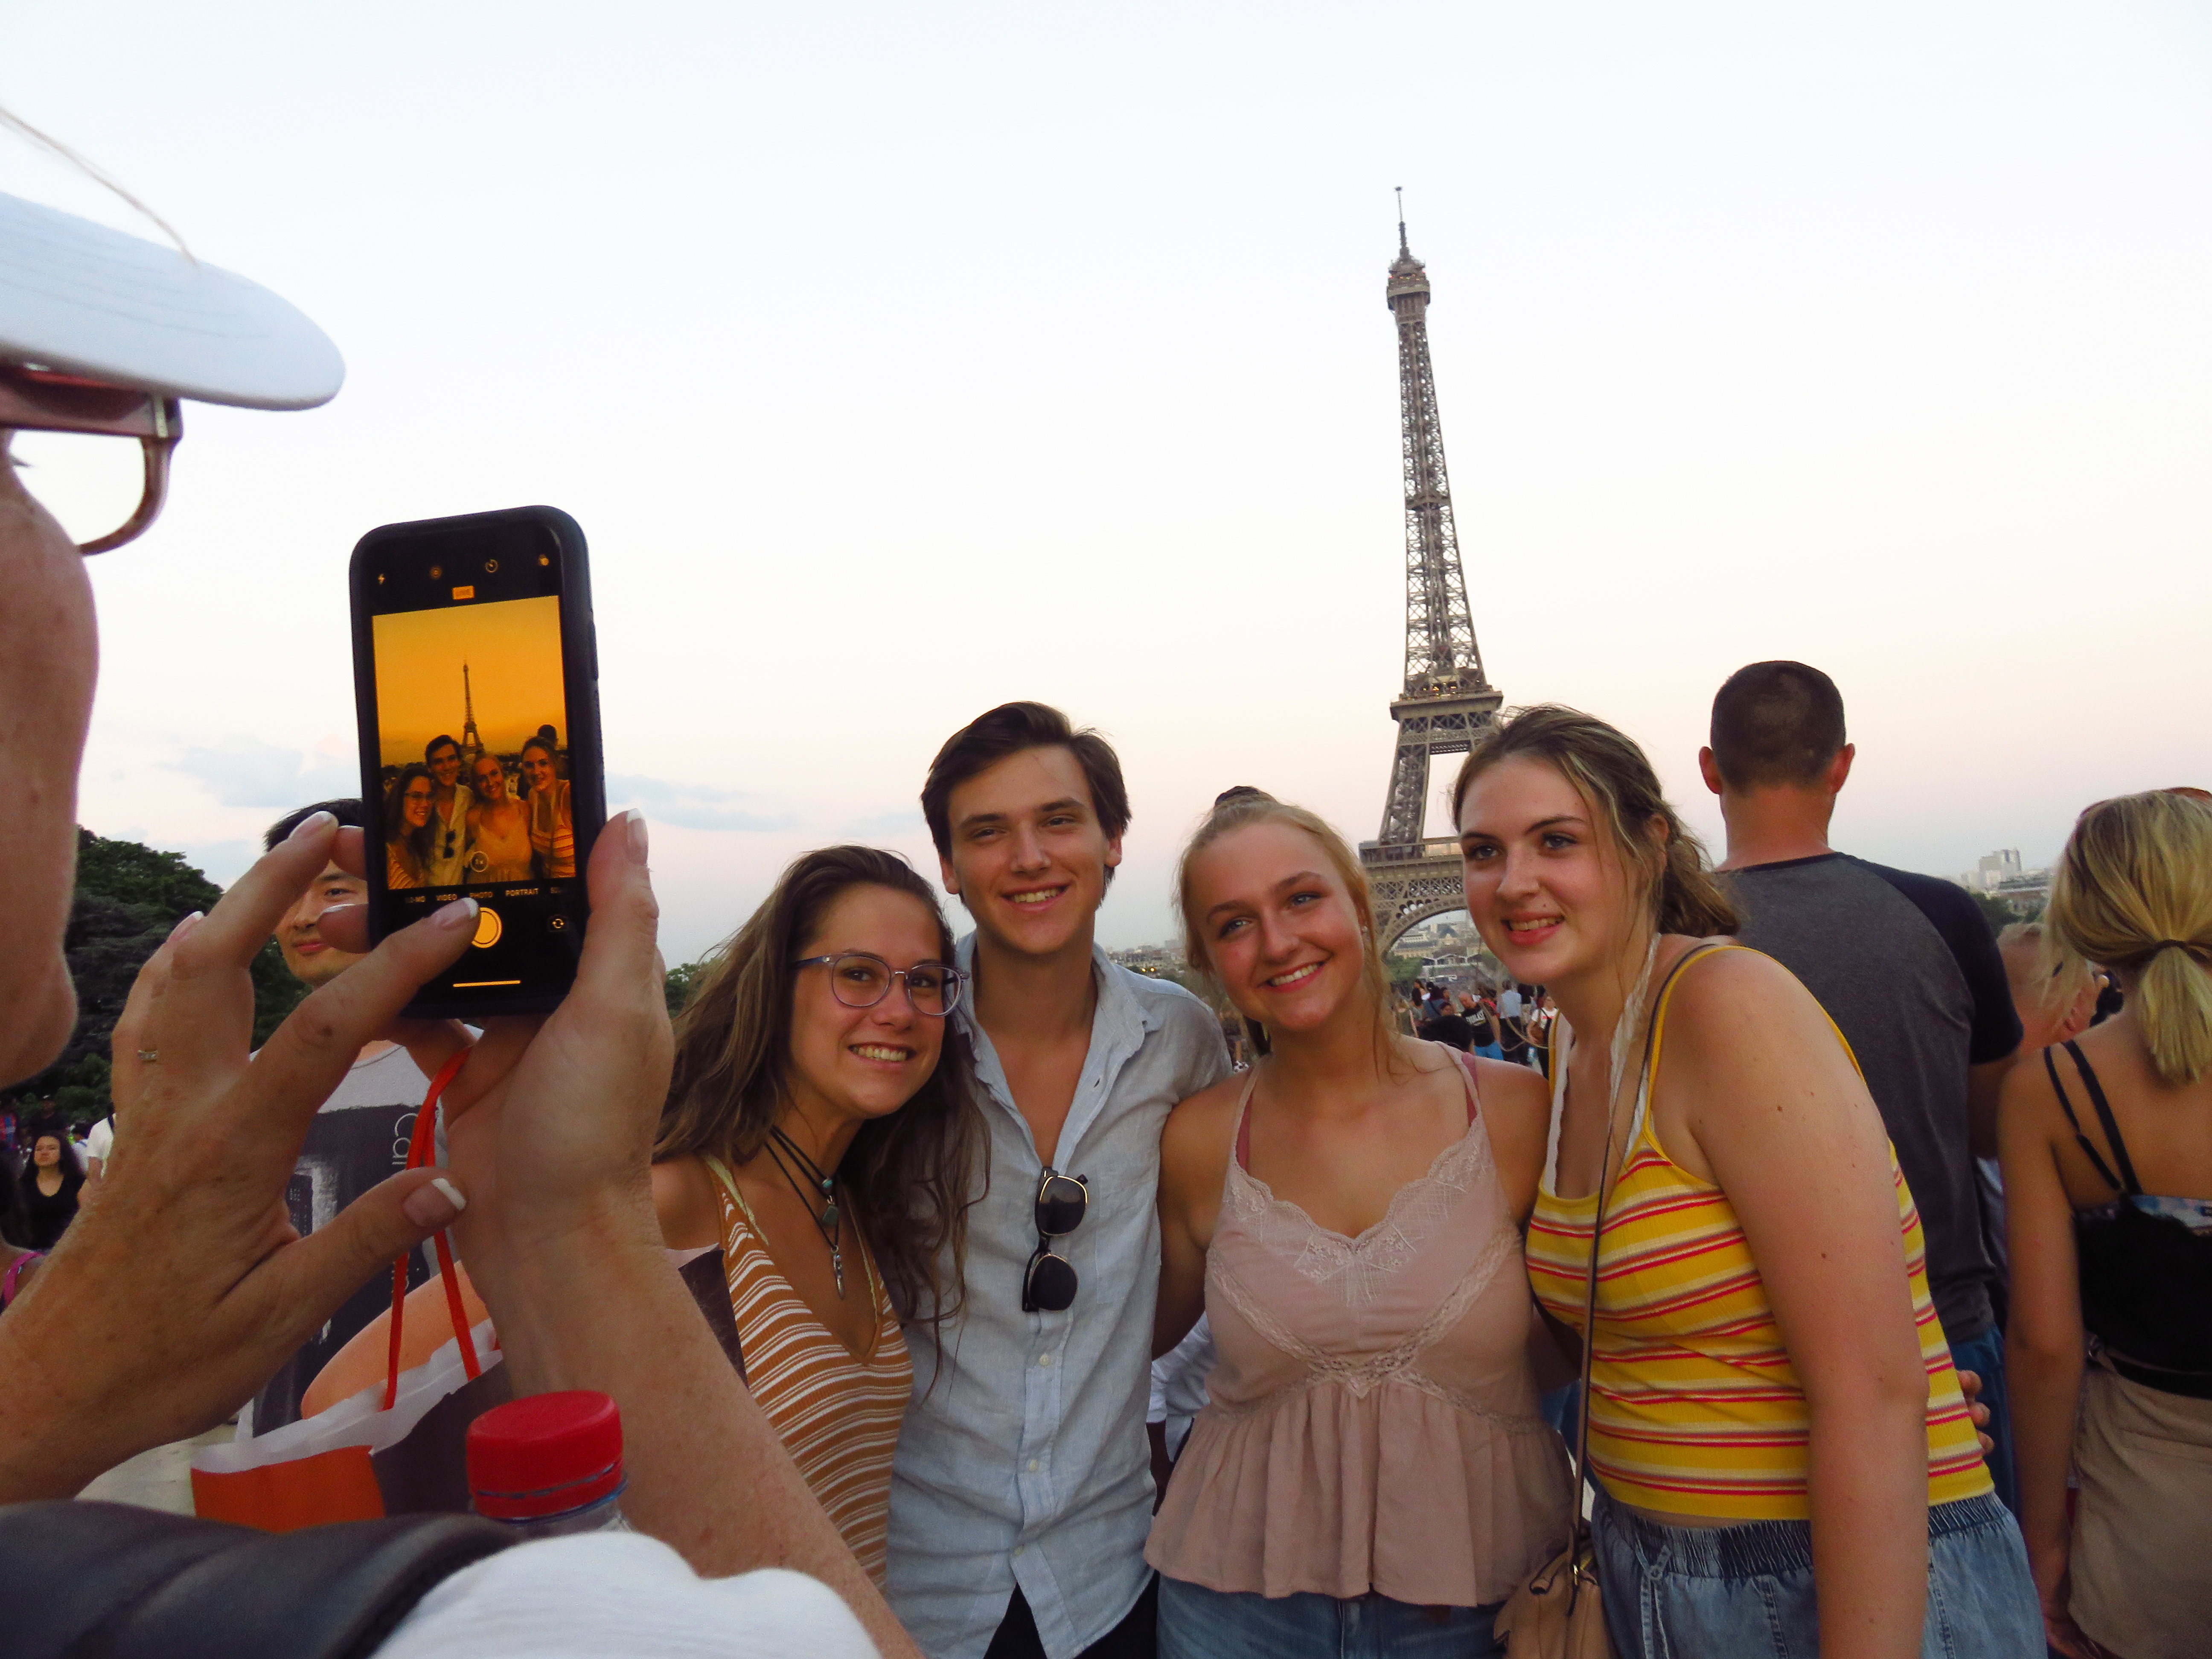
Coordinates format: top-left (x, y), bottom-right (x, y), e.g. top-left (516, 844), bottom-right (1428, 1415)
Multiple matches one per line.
top-left (1149, 789), bottom-right (1573, 1659)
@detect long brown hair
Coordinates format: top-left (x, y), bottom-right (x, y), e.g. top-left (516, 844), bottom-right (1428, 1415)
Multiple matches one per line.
top-left (655, 846), bottom-right (984, 1324)
top-left (2046, 791), bottom-right (2212, 1085)
top-left (1450, 705), bottom-right (1738, 938)
top-left (1175, 788), bottom-right (1396, 1064)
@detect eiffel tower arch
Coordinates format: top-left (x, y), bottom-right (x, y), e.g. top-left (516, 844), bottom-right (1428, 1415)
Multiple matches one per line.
top-left (1359, 204), bottom-right (1502, 952)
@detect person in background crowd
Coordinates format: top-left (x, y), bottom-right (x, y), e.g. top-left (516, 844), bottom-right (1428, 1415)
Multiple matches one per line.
top-left (1702, 660), bottom-right (2026, 1512)
top-left (81, 1109), bottom-right (114, 1183)
top-left (0, 1163), bottom-right (38, 1311)
top-left (466, 754), bottom-right (533, 882)
top-left (521, 733), bottom-right (576, 879)
top-left (1997, 923), bottom-right (2099, 1057)
top-left (15, 1129), bottom-right (82, 1250)
top-left (651, 846), bottom-right (981, 1583)
top-left (384, 763), bottom-right (438, 889)
top-left (890, 703), bottom-right (1229, 1659)
top-left (1465, 987), bottom-right (1506, 1060)
top-left (1150, 789), bottom-right (1566, 1657)
top-left (2000, 791), bottom-right (2212, 1659)
top-left (422, 735), bottom-right (475, 887)
top-left (1473, 705), bottom-right (2037, 1659)
top-left (1495, 980), bottom-right (1528, 1065)
top-left (226, 798), bottom-right (439, 1437)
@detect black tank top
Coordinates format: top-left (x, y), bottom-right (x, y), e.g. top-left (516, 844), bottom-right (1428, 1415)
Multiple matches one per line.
top-left (2044, 1041), bottom-right (2212, 1399)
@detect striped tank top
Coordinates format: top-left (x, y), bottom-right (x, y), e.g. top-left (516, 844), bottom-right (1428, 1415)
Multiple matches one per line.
top-left (1525, 946), bottom-right (1992, 1521)
top-left (705, 1156), bottom-right (912, 1581)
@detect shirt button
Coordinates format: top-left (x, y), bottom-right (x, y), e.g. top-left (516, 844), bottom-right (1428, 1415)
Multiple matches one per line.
top-left (1037, 1353), bottom-right (1053, 1368)
top-left (1027, 1458), bottom-right (1040, 1472)
top-left (1013, 1544), bottom-right (1026, 1558)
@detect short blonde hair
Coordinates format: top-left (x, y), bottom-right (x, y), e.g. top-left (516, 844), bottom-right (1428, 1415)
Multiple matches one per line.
top-left (1996, 920), bottom-right (2094, 1017)
top-left (1175, 789), bottom-right (1394, 1056)
top-left (2045, 792), bottom-right (2212, 1085)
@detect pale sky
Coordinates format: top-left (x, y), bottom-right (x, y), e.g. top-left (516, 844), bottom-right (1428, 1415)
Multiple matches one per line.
top-left (7, 0), bottom-right (2208, 965)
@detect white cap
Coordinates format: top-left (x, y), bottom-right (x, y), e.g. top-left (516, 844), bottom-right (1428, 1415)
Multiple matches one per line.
top-left (0, 191), bottom-right (343, 410)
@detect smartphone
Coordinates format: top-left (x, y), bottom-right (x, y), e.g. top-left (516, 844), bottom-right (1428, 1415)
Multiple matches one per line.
top-left (349, 506), bottom-right (604, 1018)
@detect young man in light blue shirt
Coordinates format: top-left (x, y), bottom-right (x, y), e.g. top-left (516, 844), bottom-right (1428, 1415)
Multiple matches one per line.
top-left (888, 703), bottom-right (1230, 1659)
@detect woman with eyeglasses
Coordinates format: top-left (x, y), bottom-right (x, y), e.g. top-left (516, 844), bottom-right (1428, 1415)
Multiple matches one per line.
top-left (1148, 789), bottom-right (1572, 1658)
top-left (652, 845), bottom-right (984, 1584)
top-left (382, 764), bottom-right (437, 889)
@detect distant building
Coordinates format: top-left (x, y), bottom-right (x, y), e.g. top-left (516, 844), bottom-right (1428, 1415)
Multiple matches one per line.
top-left (1952, 848), bottom-right (2049, 916)
top-left (1108, 942), bottom-right (1179, 975)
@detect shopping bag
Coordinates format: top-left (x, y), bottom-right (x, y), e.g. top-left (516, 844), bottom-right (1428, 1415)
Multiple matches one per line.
top-left (191, 1051), bottom-right (495, 1530)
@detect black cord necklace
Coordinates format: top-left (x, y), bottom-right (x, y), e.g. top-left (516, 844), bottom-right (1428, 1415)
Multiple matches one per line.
top-left (766, 1126), bottom-right (844, 1298)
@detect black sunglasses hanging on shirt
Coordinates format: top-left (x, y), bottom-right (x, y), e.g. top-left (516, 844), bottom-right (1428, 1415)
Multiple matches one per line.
top-left (1022, 1169), bottom-right (1089, 1313)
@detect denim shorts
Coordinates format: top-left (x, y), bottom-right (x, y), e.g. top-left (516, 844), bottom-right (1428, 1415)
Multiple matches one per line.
top-left (1590, 1488), bottom-right (2041, 1658)
top-left (1157, 1574), bottom-right (1507, 1659)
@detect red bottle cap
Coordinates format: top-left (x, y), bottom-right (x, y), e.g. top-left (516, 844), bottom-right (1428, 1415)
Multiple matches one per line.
top-left (467, 1390), bottom-right (624, 1521)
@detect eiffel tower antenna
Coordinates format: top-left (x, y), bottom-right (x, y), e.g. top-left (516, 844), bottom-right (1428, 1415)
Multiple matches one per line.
top-left (1359, 208), bottom-right (1502, 948)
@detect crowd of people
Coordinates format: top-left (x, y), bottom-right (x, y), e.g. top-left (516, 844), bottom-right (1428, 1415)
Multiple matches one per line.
top-left (3, 192), bottom-right (2208, 1659)
top-left (384, 729), bottom-right (576, 889)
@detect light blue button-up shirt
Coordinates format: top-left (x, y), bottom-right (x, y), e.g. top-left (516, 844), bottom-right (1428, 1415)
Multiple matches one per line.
top-left (886, 940), bottom-right (1230, 1659)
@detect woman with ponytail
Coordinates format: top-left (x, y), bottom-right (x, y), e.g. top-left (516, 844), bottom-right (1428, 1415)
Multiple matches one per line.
top-left (1460, 706), bottom-right (2037, 1659)
top-left (2000, 790), bottom-right (2212, 1659)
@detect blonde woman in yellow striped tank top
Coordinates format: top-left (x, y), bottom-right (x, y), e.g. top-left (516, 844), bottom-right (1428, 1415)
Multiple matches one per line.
top-left (1451, 707), bottom-right (2039, 1659)
top-left (650, 847), bottom-right (984, 1585)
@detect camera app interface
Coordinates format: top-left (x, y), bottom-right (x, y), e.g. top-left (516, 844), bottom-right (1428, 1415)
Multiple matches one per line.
top-left (365, 524), bottom-right (582, 996)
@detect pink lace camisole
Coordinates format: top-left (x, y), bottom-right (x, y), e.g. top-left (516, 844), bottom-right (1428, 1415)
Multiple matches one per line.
top-left (1144, 1049), bottom-right (1572, 1607)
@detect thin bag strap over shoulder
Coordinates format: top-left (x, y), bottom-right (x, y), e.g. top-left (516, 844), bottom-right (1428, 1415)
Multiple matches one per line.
top-left (2043, 1047), bottom-right (2128, 1196)
top-left (2063, 1039), bottom-right (2142, 1196)
top-left (1565, 942), bottom-right (1728, 1507)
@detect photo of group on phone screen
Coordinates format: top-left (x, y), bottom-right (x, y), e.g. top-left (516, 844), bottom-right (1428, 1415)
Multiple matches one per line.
top-left (372, 594), bottom-right (575, 890)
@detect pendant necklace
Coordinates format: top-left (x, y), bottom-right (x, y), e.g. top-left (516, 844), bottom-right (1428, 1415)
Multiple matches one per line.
top-left (767, 1126), bottom-right (844, 1298)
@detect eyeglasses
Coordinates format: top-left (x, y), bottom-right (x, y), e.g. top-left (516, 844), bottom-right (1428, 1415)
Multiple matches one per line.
top-left (1022, 1168), bottom-right (1089, 1313)
top-left (0, 364), bottom-right (183, 555)
top-left (790, 952), bottom-right (966, 1018)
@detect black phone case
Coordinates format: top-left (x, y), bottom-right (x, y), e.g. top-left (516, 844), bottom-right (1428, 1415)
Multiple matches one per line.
top-left (348, 505), bottom-right (605, 1019)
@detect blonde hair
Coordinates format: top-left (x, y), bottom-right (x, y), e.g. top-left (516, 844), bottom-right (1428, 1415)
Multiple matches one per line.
top-left (1996, 920), bottom-right (2094, 1019)
top-left (1175, 789), bottom-right (1394, 1058)
top-left (2045, 791), bottom-right (2212, 1085)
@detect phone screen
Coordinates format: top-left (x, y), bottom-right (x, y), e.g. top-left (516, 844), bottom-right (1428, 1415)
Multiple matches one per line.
top-left (352, 509), bottom-right (601, 1014)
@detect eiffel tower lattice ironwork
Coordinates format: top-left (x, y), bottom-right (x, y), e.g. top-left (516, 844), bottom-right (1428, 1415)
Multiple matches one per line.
top-left (1359, 201), bottom-right (1502, 949)
top-left (460, 662), bottom-right (483, 760)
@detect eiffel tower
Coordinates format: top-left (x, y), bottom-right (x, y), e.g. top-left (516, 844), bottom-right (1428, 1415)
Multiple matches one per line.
top-left (460, 662), bottom-right (483, 760)
top-left (1359, 201), bottom-right (1502, 948)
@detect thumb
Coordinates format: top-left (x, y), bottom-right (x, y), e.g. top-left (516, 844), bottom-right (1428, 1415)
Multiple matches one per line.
top-left (262, 1167), bottom-right (469, 1342)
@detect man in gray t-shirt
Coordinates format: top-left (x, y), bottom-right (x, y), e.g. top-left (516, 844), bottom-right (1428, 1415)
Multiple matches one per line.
top-left (1701, 662), bottom-right (2023, 1508)
top-left (243, 800), bottom-right (434, 1435)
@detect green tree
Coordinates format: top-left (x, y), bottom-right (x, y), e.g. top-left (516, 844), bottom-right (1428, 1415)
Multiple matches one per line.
top-left (664, 958), bottom-right (709, 1016)
top-left (1968, 888), bottom-right (2028, 936)
top-left (3, 831), bottom-right (306, 1125)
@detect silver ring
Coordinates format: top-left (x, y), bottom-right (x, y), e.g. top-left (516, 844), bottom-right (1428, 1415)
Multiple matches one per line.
top-left (137, 1049), bottom-right (159, 1063)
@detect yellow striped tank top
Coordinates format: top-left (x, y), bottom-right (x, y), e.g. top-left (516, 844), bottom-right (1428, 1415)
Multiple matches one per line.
top-left (1524, 947), bottom-right (1992, 1520)
top-left (705, 1156), bottom-right (912, 1582)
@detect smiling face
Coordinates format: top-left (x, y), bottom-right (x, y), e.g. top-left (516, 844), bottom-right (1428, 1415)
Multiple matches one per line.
top-left (428, 741), bottom-right (462, 790)
top-left (276, 860), bottom-right (371, 988)
top-left (1458, 754), bottom-right (1651, 988)
top-left (521, 745), bottom-right (556, 794)
top-left (1187, 820), bottom-right (1372, 1036)
top-left (472, 757), bottom-right (508, 802)
top-left (401, 777), bottom-right (434, 830)
top-left (785, 883), bottom-right (949, 1130)
top-left (31, 1135), bottom-right (61, 1168)
top-left (939, 745), bottom-right (1122, 960)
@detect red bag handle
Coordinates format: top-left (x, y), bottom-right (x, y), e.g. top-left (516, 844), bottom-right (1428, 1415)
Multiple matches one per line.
top-left (383, 1048), bottom-right (479, 1410)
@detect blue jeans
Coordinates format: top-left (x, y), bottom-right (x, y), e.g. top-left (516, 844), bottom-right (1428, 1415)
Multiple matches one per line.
top-left (1158, 1575), bottom-right (1506, 1659)
top-left (1590, 1489), bottom-right (2040, 1657)
top-left (1944, 1324), bottom-right (2018, 1513)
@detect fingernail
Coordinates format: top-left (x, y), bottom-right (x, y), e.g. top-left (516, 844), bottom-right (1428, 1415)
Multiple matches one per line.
top-left (285, 809), bottom-right (337, 844)
top-left (404, 1175), bottom-right (466, 1228)
top-left (167, 910), bottom-right (204, 943)
top-left (625, 809), bottom-right (649, 864)
top-left (434, 897), bottom-right (480, 931)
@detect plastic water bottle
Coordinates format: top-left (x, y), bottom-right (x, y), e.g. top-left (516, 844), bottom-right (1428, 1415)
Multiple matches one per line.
top-left (467, 1390), bottom-right (632, 1538)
